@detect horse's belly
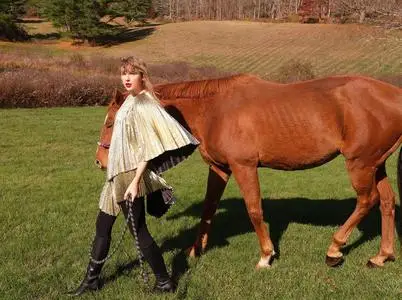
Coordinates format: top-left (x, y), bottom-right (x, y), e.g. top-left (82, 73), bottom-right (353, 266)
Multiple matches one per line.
top-left (260, 152), bottom-right (340, 170)
top-left (206, 101), bottom-right (343, 170)
top-left (258, 138), bottom-right (340, 171)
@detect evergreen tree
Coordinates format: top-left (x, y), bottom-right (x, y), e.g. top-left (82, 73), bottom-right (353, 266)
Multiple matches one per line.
top-left (0, 0), bottom-right (27, 19)
top-left (42, 0), bottom-right (110, 41)
top-left (108, 0), bottom-right (152, 23)
top-left (26, 0), bottom-right (47, 17)
top-left (0, 0), bottom-right (28, 41)
top-left (42, 0), bottom-right (81, 32)
top-left (42, 0), bottom-right (153, 43)
top-left (71, 0), bottom-right (108, 40)
top-left (9, 0), bottom-right (27, 19)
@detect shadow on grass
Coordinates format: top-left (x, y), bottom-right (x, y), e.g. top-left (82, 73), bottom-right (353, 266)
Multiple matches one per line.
top-left (95, 27), bottom-right (156, 46)
top-left (26, 26), bottom-right (156, 45)
top-left (135, 22), bottom-right (163, 27)
top-left (160, 197), bottom-right (401, 288)
top-left (30, 32), bottom-right (61, 40)
top-left (100, 197), bottom-right (401, 293)
top-left (18, 19), bottom-right (45, 24)
top-left (103, 259), bottom-right (140, 285)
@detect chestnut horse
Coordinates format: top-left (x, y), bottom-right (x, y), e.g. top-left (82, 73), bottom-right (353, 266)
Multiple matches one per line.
top-left (96, 74), bottom-right (402, 268)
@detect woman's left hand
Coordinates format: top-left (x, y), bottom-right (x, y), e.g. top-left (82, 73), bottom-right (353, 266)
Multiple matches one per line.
top-left (124, 179), bottom-right (140, 202)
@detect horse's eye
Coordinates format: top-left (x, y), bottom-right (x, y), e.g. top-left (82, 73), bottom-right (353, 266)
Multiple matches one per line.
top-left (105, 119), bottom-right (114, 128)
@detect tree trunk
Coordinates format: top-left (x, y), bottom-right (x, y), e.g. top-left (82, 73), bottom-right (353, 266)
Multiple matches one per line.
top-left (359, 10), bottom-right (366, 23)
top-left (327, 0), bottom-right (331, 18)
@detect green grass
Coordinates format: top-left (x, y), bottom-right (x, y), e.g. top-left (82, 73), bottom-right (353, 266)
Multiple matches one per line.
top-left (1, 107), bottom-right (402, 300)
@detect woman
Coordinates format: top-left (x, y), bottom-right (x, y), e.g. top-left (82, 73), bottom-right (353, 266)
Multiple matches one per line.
top-left (69, 56), bottom-right (199, 296)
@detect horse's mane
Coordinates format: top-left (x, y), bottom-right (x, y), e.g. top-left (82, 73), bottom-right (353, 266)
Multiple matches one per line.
top-left (155, 74), bottom-right (256, 99)
top-left (108, 74), bottom-right (257, 107)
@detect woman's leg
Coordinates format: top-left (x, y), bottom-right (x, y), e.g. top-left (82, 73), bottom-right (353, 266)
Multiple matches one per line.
top-left (69, 211), bottom-right (117, 296)
top-left (90, 210), bottom-right (117, 269)
top-left (120, 198), bottom-right (176, 292)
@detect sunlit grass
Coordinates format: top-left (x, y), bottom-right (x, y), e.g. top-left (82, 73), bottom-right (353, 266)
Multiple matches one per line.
top-left (3, 21), bottom-right (402, 79)
top-left (1, 107), bottom-right (401, 299)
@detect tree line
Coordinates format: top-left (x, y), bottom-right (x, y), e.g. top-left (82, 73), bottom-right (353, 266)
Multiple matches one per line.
top-left (1, 0), bottom-right (401, 43)
top-left (152, 0), bottom-right (401, 23)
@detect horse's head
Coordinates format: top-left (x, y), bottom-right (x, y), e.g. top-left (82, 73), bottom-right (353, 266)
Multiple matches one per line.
top-left (95, 89), bottom-right (126, 169)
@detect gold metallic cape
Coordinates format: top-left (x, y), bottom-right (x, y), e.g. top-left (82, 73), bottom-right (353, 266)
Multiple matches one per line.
top-left (99, 91), bottom-right (199, 216)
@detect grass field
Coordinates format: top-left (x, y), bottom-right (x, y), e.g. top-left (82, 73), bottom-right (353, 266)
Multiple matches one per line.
top-left (1, 106), bottom-right (402, 299)
top-left (2, 21), bottom-right (402, 80)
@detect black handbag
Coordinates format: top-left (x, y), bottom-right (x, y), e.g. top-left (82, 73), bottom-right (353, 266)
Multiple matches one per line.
top-left (146, 189), bottom-right (176, 218)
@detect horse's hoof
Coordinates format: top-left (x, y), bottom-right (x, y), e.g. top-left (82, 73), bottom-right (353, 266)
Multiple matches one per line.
top-left (366, 260), bottom-right (380, 268)
top-left (367, 255), bottom-right (395, 268)
top-left (386, 255), bottom-right (396, 262)
top-left (256, 259), bottom-right (272, 269)
top-left (186, 247), bottom-right (196, 258)
top-left (186, 245), bottom-right (201, 258)
top-left (325, 255), bottom-right (344, 267)
top-left (256, 251), bottom-right (275, 269)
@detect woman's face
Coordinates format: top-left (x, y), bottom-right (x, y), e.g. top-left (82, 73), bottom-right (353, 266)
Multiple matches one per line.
top-left (121, 71), bottom-right (144, 94)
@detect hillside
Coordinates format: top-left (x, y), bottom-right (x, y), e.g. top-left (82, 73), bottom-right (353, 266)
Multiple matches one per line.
top-left (2, 21), bottom-right (401, 79)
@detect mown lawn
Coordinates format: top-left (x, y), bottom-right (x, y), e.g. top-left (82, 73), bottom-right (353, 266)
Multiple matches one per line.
top-left (1, 107), bottom-right (401, 300)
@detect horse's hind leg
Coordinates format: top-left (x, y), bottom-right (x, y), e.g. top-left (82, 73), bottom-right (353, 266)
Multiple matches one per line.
top-left (367, 164), bottom-right (396, 267)
top-left (188, 165), bottom-right (231, 257)
top-left (231, 163), bottom-right (274, 269)
top-left (326, 161), bottom-right (380, 266)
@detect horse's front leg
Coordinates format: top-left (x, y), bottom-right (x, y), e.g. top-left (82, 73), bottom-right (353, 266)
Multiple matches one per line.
top-left (188, 165), bottom-right (231, 257)
top-left (231, 163), bottom-right (275, 269)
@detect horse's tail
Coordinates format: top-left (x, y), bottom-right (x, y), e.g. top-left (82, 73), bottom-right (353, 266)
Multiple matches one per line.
top-left (397, 146), bottom-right (402, 245)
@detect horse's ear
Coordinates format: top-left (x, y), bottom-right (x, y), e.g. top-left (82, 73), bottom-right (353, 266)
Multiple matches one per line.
top-left (112, 88), bottom-right (125, 106)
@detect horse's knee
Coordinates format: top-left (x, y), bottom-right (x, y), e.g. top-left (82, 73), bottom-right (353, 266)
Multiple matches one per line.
top-left (358, 189), bottom-right (379, 211)
top-left (380, 198), bottom-right (395, 216)
top-left (356, 199), bottom-right (371, 214)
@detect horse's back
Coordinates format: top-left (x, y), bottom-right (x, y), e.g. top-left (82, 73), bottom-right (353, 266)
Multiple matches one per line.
top-left (204, 76), bottom-right (402, 170)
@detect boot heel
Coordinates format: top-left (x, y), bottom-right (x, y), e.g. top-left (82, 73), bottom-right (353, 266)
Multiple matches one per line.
top-left (67, 276), bottom-right (101, 297)
top-left (154, 278), bottom-right (177, 293)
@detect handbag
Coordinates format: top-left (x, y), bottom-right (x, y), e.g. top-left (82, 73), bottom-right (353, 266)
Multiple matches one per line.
top-left (146, 189), bottom-right (176, 218)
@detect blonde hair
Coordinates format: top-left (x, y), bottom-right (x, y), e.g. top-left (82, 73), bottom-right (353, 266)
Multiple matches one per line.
top-left (120, 56), bottom-right (155, 95)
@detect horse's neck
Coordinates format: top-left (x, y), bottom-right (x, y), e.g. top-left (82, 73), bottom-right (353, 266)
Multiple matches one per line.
top-left (155, 74), bottom-right (258, 134)
top-left (161, 98), bottom-right (203, 134)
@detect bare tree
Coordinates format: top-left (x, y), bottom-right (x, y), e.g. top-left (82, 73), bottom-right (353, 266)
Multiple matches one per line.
top-left (335, 0), bottom-right (401, 22)
top-left (149, 0), bottom-right (401, 23)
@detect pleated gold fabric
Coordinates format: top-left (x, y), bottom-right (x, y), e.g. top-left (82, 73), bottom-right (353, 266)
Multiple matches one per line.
top-left (99, 169), bottom-right (171, 216)
top-left (99, 91), bottom-right (199, 216)
top-left (107, 91), bottom-right (199, 181)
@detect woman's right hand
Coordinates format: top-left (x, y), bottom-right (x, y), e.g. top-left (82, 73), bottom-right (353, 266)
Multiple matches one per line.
top-left (124, 179), bottom-right (139, 201)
